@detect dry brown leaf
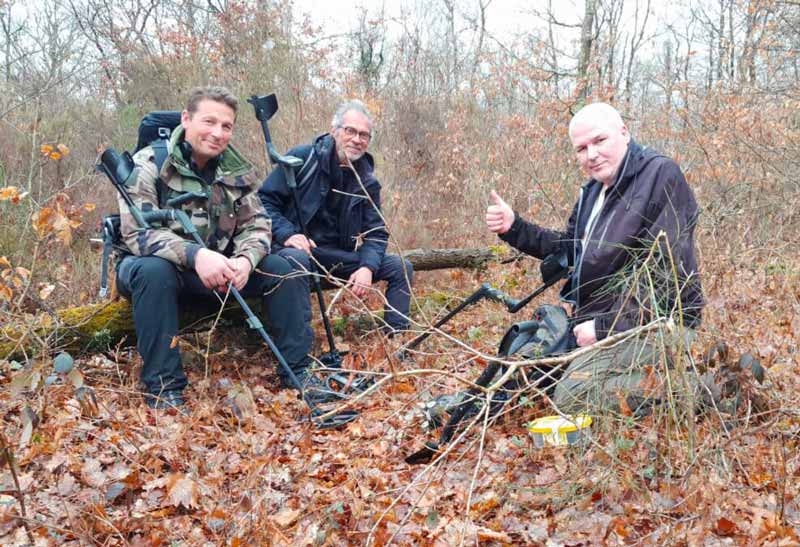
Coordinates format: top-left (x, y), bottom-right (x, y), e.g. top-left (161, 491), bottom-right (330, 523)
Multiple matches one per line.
top-left (271, 507), bottom-right (301, 528)
top-left (45, 454), bottom-right (68, 474)
top-left (714, 516), bottom-right (739, 537)
top-left (0, 186), bottom-right (19, 201)
top-left (476, 527), bottom-right (512, 543)
top-left (165, 474), bottom-right (199, 509)
top-left (57, 473), bottom-right (77, 496)
top-left (38, 283), bottom-right (55, 300)
top-left (81, 458), bottom-right (106, 488)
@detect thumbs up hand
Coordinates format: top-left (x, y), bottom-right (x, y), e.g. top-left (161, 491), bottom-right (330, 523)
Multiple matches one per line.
top-left (485, 190), bottom-right (515, 234)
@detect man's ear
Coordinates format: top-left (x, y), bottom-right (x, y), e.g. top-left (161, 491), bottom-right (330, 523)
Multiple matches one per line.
top-left (181, 110), bottom-right (191, 128)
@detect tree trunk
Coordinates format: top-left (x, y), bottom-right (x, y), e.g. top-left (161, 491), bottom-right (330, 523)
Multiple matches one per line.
top-left (577, 0), bottom-right (596, 100)
top-left (0, 247), bottom-right (502, 359)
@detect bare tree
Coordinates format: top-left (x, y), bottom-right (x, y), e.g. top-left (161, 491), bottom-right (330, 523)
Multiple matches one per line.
top-left (577, 0), bottom-right (596, 100)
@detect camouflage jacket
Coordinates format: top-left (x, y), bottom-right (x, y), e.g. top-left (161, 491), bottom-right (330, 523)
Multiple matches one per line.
top-left (118, 126), bottom-right (271, 270)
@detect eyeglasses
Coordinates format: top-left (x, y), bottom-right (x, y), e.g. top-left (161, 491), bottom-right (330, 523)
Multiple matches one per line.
top-left (338, 125), bottom-right (372, 143)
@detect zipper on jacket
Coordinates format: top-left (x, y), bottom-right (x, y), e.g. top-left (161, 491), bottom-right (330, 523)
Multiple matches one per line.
top-left (572, 187), bottom-right (585, 311)
top-left (341, 162), bottom-right (376, 251)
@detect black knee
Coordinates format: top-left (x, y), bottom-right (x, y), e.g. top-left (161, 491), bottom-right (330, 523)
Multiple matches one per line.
top-left (275, 247), bottom-right (312, 272)
top-left (126, 256), bottom-right (180, 294)
top-left (384, 256), bottom-right (414, 285)
top-left (259, 254), bottom-right (295, 277)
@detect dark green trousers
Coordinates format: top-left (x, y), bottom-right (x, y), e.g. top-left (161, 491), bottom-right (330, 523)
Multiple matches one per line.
top-left (553, 327), bottom-right (698, 416)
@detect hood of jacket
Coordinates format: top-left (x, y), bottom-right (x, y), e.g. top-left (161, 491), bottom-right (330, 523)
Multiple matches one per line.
top-left (164, 126), bottom-right (257, 190)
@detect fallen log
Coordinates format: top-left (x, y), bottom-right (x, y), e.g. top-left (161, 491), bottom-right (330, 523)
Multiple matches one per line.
top-left (401, 247), bottom-right (497, 270)
top-left (0, 247), bottom-right (503, 360)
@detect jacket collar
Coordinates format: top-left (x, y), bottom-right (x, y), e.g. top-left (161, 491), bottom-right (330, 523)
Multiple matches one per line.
top-left (166, 125), bottom-right (253, 181)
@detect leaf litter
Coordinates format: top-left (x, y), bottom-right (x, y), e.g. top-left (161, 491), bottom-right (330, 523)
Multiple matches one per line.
top-left (0, 264), bottom-right (798, 545)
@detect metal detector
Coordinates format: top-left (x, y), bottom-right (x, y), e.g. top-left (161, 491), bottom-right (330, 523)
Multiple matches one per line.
top-left (398, 252), bottom-right (569, 360)
top-left (249, 95), bottom-right (341, 363)
top-left (97, 148), bottom-right (357, 429)
top-left (404, 253), bottom-right (572, 464)
top-left (249, 94), bottom-right (373, 393)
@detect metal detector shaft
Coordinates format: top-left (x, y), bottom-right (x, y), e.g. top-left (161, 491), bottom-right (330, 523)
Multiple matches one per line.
top-left (285, 174), bottom-right (340, 357)
top-left (507, 282), bottom-right (549, 313)
top-left (401, 284), bottom-right (518, 354)
top-left (248, 94), bottom-right (341, 363)
top-left (400, 253), bottom-right (569, 357)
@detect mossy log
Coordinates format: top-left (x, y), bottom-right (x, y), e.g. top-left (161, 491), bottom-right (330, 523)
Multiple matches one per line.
top-left (0, 247), bottom-right (500, 360)
top-left (0, 299), bottom-right (257, 360)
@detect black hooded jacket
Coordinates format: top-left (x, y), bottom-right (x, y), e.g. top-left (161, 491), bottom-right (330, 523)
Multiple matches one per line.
top-left (258, 133), bottom-right (388, 273)
top-left (500, 139), bottom-right (704, 339)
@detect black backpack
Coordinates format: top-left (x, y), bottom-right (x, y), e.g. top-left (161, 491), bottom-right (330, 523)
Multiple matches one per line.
top-left (98, 112), bottom-right (181, 297)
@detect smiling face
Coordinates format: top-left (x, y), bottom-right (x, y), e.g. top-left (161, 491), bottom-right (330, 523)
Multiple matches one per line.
top-left (181, 99), bottom-right (236, 168)
top-left (569, 103), bottom-right (630, 187)
top-left (332, 109), bottom-right (372, 163)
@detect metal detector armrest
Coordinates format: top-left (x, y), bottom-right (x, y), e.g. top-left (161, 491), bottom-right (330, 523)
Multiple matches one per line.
top-left (269, 145), bottom-right (303, 170)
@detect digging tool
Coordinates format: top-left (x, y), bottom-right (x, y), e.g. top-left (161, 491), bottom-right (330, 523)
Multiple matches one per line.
top-left (97, 148), bottom-right (358, 429)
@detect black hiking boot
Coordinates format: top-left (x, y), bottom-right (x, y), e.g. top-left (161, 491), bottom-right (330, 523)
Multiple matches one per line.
top-left (700, 350), bottom-right (767, 416)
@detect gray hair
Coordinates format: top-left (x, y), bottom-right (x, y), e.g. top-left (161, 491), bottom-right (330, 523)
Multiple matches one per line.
top-left (331, 99), bottom-right (374, 128)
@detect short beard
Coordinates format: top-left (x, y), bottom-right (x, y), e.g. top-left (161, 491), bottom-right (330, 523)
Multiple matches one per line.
top-left (338, 147), bottom-right (363, 164)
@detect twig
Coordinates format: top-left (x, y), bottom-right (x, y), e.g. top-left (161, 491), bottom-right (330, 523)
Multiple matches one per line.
top-left (0, 432), bottom-right (34, 545)
top-left (204, 284), bottom-right (232, 381)
top-left (459, 391), bottom-right (493, 547)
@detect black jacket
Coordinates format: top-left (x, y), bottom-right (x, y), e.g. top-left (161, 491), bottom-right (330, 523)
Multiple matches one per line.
top-left (258, 133), bottom-right (388, 273)
top-left (500, 139), bottom-right (704, 339)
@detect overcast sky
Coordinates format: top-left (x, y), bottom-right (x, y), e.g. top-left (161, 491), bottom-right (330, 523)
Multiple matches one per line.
top-left (291, 0), bottom-right (582, 42)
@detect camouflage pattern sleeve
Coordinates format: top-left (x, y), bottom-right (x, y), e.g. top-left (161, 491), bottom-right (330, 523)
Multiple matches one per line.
top-left (230, 182), bottom-right (272, 269)
top-left (118, 150), bottom-right (202, 268)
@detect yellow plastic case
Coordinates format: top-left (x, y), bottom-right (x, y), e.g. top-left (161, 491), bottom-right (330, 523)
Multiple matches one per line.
top-left (527, 415), bottom-right (592, 448)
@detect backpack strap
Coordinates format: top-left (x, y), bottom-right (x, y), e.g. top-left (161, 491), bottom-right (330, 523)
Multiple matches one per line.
top-left (151, 139), bottom-right (170, 208)
top-left (295, 150), bottom-right (318, 188)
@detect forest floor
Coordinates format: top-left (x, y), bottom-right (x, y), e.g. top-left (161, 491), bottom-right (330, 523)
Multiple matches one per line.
top-left (1, 260), bottom-right (799, 546)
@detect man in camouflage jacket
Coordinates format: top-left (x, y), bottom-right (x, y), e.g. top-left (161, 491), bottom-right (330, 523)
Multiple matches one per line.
top-left (116, 86), bottom-right (325, 410)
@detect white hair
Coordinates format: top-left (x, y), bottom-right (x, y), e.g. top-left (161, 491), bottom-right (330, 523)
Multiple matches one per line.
top-left (331, 99), bottom-right (374, 128)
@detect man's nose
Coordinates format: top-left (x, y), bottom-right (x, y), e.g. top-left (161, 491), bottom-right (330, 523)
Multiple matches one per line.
top-left (587, 144), bottom-right (598, 159)
top-left (210, 124), bottom-right (224, 138)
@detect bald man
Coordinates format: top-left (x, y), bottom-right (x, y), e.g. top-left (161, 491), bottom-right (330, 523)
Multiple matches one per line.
top-left (486, 102), bottom-right (704, 415)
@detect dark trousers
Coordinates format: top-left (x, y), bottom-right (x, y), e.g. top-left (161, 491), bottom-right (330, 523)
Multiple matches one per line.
top-left (276, 246), bottom-right (413, 331)
top-left (117, 254), bottom-right (313, 394)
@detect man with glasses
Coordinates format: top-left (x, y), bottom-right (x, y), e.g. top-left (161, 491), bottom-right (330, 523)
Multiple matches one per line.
top-left (259, 100), bottom-right (413, 337)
